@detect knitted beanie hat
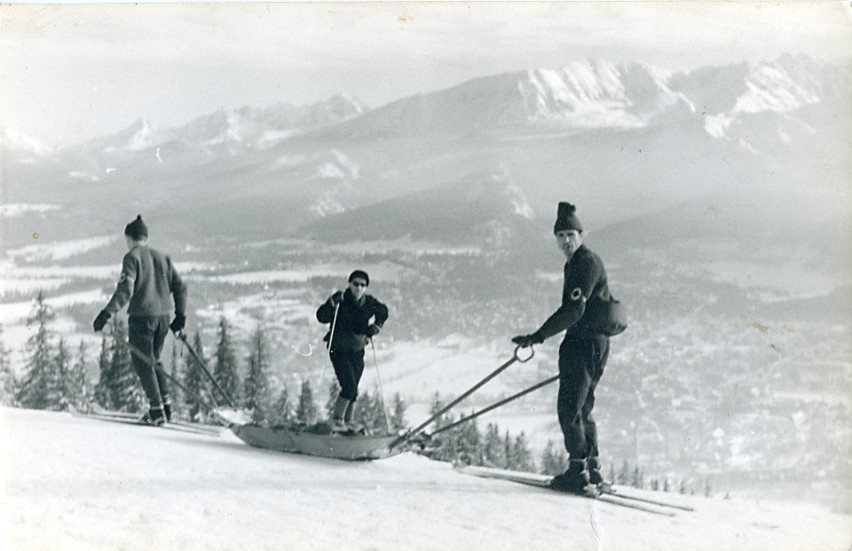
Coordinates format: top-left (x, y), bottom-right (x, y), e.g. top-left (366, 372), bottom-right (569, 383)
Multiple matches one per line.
top-left (553, 202), bottom-right (583, 234)
top-left (124, 215), bottom-right (148, 240)
top-left (348, 270), bottom-right (370, 286)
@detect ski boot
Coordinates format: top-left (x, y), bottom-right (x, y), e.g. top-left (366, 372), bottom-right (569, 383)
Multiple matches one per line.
top-left (549, 459), bottom-right (598, 496)
top-left (140, 406), bottom-right (166, 427)
top-left (587, 459), bottom-right (611, 493)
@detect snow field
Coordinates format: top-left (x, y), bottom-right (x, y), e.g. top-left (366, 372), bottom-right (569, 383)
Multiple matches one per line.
top-left (3, 407), bottom-right (850, 551)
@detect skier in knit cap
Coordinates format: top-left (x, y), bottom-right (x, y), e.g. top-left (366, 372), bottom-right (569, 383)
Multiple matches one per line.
top-left (512, 202), bottom-right (625, 495)
top-left (93, 215), bottom-right (188, 426)
top-left (316, 270), bottom-right (389, 432)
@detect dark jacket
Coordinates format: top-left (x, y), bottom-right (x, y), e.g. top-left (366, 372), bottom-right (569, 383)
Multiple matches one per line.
top-left (316, 289), bottom-right (389, 351)
top-left (105, 245), bottom-right (187, 318)
top-left (536, 245), bottom-right (611, 340)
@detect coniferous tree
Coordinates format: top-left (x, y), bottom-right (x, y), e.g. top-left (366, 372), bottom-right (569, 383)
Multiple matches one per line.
top-left (456, 417), bottom-right (483, 465)
top-left (94, 337), bottom-right (113, 409)
top-left (272, 385), bottom-right (290, 425)
top-left (108, 318), bottom-right (144, 412)
top-left (389, 393), bottom-right (407, 432)
top-left (168, 340), bottom-right (183, 415)
top-left (214, 317), bottom-right (241, 404)
top-left (184, 331), bottom-right (210, 422)
top-left (631, 466), bottom-right (644, 489)
top-left (368, 391), bottom-right (389, 434)
top-left (51, 338), bottom-right (72, 411)
top-left (71, 341), bottom-right (92, 411)
top-left (483, 424), bottom-right (506, 468)
top-left (296, 379), bottom-right (318, 424)
top-left (540, 440), bottom-right (568, 475)
top-left (325, 381), bottom-right (340, 419)
top-left (511, 432), bottom-right (535, 472)
top-left (429, 392), bottom-right (447, 429)
top-left (504, 431), bottom-right (513, 469)
top-left (16, 292), bottom-right (56, 409)
top-left (0, 325), bottom-right (17, 406)
top-left (244, 325), bottom-right (271, 423)
top-left (617, 460), bottom-right (631, 485)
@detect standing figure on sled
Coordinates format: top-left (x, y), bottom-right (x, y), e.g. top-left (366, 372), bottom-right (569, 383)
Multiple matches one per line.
top-left (317, 270), bottom-right (389, 432)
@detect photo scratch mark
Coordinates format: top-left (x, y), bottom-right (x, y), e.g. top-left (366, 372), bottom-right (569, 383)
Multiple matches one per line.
top-left (32, 232), bottom-right (39, 239)
top-left (742, 317), bottom-right (769, 334)
top-left (156, 148), bottom-right (163, 163)
top-left (291, 343), bottom-right (313, 357)
top-left (398, 15), bottom-right (413, 23)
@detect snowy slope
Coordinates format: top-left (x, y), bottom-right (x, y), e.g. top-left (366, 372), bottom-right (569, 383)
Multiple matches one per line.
top-left (2, 407), bottom-right (849, 551)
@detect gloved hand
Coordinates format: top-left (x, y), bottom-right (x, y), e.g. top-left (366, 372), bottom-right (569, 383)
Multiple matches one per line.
top-left (93, 310), bottom-right (111, 332)
top-left (366, 324), bottom-right (381, 337)
top-left (511, 332), bottom-right (544, 348)
top-left (169, 313), bottom-right (186, 333)
top-left (330, 291), bottom-right (344, 306)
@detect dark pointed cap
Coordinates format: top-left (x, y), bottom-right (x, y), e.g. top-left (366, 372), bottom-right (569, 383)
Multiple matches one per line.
top-left (124, 215), bottom-right (148, 240)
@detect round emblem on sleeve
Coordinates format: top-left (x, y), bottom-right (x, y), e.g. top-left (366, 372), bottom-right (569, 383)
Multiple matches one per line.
top-left (570, 287), bottom-right (583, 301)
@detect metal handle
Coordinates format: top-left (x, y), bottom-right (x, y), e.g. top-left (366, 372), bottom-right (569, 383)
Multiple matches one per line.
top-left (514, 345), bottom-right (535, 363)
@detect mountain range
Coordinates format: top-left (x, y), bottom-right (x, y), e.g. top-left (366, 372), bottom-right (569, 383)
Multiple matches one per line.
top-left (2, 54), bottom-right (850, 277)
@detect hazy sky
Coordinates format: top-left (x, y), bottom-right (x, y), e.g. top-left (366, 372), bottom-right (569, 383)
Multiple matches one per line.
top-left (2, 2), bottom-right (851, 147)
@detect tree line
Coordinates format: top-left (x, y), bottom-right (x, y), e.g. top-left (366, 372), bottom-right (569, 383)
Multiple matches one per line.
top-left (2, 292), bottom-right (710, 495)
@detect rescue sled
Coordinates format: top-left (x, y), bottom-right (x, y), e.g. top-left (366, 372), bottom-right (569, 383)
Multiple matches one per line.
top-left (230, 423), bottom-right (403, 461)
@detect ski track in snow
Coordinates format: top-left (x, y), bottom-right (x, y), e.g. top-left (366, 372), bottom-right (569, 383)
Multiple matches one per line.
top-left (2, 407), bottom-right (849, 551)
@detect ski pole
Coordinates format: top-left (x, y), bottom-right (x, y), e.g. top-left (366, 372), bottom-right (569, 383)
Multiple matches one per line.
top-left (127, 340), bottom-right (220, 410)
top-left (177, 332), bottom-right (237, 408)
top-left (426, 374), bottom-right (559, 437)
top-left (390, 345), bottom-right (534, 449)
top-left (319, 301), bottom-right (340, 393)
top-left (370, 339), bottom-right (392, 432)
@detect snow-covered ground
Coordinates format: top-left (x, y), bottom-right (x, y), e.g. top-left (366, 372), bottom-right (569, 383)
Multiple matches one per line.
top-left (2, 407), bottom-right (849, 551)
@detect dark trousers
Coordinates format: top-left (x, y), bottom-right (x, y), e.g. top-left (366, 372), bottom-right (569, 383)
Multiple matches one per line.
top-left (329, 349), bottom-right (366, 401)
top-left (128, 315), bottom-right (171, 408)
top-left (557, 335), bottom-right (610, 466)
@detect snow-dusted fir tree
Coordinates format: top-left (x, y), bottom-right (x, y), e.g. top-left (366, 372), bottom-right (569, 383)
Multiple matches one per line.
top-left (71, 341), bottom-right (92, 412)
top-left (16, 292), bottom-right (56, 409)
top-left (52, 338), bottom-right (72, 411)
top-left (214, 317), bottom-right (241, 404)
top-left (390, 392), bottom-right (407, 432)
top-left (296, 379), bottom-right (317, 424)
top-left (540, 440), bottom-right (567, 475)
top-left (455, 418), bottom-right (483, 465)
top-left (93, 337), bottom-right (112, 409)
top-left (483, 424), bottom-right (506, 468)
top-left (184, 331), bottom-right (209, 421)
top-left (0, 325), bottom-right (17, 406)
top-left (244, 325), bottom-right (271, 423)
top-left (168, 340), bottom-right (182, 414)
top-left (272, 385), bottom-right (290, 425)
top-left (108, 319), bottom-right (144, 412)
top-left (325, 381), bottom-right (339, 419)
top-left (510, 432), bottom-right (535, 472)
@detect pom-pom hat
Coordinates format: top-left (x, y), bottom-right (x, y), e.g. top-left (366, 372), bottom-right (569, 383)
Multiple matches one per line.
top-left (553, 202), bottom-right (583, 234)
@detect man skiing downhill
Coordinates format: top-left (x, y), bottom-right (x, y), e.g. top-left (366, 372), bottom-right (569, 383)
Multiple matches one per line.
top-left (317, 270), bottom-right (389, 432)
top-left (512, 202), bottom-right (623, 495)
top-left (93, 215), bottom-right (187, 426)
